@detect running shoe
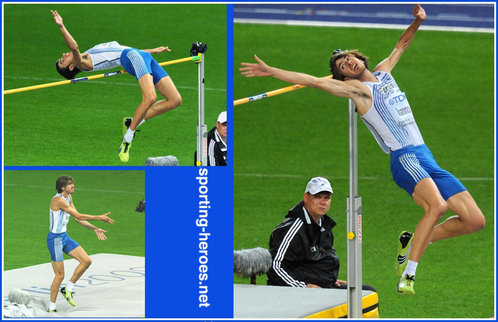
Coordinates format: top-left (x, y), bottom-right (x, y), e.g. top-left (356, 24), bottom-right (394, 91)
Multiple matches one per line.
top-left (123, 117), bottom-right (132, 136)
top-left (397, 274), bottom-right (415, 296)
top-left (47, 309), bottom-right (57, 312)
top-left (135, 199), bottom-right (145, 213)
top-left (118, 140), bottom-right (131, 162)
top-left (60, 287), bottom-right (75, 306)
top-left (397, 231), bottom-right (414, 277)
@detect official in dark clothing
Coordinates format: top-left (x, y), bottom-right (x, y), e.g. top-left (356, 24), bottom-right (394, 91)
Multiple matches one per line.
top-left (194, 111), bottom-right (227, 166)
top-left (267, 177), bottom-right (377, 292)
top-left (267, 177), bottom-right (341, 288)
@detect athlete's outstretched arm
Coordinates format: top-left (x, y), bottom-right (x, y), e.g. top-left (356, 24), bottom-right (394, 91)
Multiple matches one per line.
top-left (142, 46), bottom-right (171, 54)
top-left (374, 4), bottom-right (426, 73)
top-left (74, 218), bottom-right (109, 240)
top-left (51, 10), bottom-right (83, 66)
top-left (240, 55), bottom-right (367, 99)
top-left (52, 196), bottom-right (114, 223)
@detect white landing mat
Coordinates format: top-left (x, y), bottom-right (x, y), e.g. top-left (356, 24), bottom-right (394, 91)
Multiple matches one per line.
top-left (3, 253), bottom-right (144, 318)
top-left (234, 284), bottom-right (372, 318)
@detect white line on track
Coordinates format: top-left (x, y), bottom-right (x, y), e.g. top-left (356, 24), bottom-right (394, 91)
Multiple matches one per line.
top-left (235, 173), bottom-right (494, 182)
top-left (3, 183), bottom-right (144, 195)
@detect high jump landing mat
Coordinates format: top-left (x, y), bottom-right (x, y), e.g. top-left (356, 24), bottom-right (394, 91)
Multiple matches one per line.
top-left (234, 284), bottom-right (379, 318)
top-left (3, 253), bottom-right (144, 318)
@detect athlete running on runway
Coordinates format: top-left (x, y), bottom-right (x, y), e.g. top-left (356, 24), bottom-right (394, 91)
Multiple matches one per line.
top-left (51, 10), bottom-right (182, 162)
top-left (47, 175), bottom-right (114, 312)
top-left (240, 4), bottom-right (485, 296)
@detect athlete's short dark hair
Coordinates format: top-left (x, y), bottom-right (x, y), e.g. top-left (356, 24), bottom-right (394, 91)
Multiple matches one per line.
top-left (55, 60), bottom-right (81, 80)
top-left (56, 175), bottom-right (74, 193)
top-left (329, 49), bottom-right (369, 81)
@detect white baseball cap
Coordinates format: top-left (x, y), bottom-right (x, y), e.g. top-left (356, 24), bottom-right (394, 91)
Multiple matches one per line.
top-left (217, 111), bottom-right (227, 123)
top-left (304, 177), bottom-right (333, 195)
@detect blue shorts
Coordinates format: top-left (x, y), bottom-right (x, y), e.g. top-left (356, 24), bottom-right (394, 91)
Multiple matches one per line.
top-left (120, 48), bottom-right (168, 84)
top-left (46, 232), bottom-right (79, 262)
top-left (390, 144), bottom-right (466, 200)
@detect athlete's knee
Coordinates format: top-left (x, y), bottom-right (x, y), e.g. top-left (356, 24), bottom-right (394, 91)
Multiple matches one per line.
top-left (170, 93), bottom-right (182, 108)
top-left (142, 92), bottom-right (158, 106)
top-left (54, 270), bottom-right (65, 282)
top-left (80, 256), bottom-right (92, 268)
top-left (468, 210), bottom-right (486, 233)
top-left (428, 200), bottom-right (448, 221)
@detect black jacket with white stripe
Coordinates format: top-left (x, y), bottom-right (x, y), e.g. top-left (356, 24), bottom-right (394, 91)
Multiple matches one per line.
top-left (267, 201), bottom-right (339, 288)
top-left (207, 126), bottom-right (227, 166)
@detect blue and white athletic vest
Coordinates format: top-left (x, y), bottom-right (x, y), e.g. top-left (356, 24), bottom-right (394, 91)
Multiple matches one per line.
top-left (49, 193), bottom-right (71, 233)
top-left (361, 71), bottom-right (424, 154)
top-left (85, 41), bottom-right (130, 71)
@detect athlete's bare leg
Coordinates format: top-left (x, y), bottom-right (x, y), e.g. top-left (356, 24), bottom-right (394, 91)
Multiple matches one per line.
top-left (144, 76), bottom-right (182, 120)
top-left (429, 190), bottom-right (485, 242)
top-left (128, 74), bottom-right (157, 131)
top-left (50, 261), bottom-right (65, 303)
top-left (409, 178), bottom-right (448, 262)
top-left (67, 246), bottom-right (92, 283)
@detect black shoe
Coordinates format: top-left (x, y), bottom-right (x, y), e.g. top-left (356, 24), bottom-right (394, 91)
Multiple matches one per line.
top-left (135, 199), bottom-right (145, 212)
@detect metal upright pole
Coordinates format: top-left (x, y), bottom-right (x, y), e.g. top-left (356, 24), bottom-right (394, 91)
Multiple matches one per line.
top-left (196, 53), bottom-right (208, 166)
top-left (347, 99), bottom-right (363, 318)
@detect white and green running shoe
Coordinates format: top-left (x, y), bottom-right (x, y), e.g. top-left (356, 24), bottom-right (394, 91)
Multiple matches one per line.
top-left (397, 231), bottom-right (414, 277)
top-left (118, 140), bottom-right (132, 162)
top-left (123, 117), bottom-right (132, 136)
top-left (397, 274), bottom-right (415, 296)
top-left (60, 287), bottom-right (75, 306)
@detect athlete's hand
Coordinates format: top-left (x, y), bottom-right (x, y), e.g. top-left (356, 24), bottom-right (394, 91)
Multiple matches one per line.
top-left (100, 212), bottom-right (114, 224)
top-left (51, 10), bottom-right (64, 28)
top-left (240, 55), bottom-right (273, 77)
top-left (155, 46), bottom-right (171, 53)
top-left (413, 4), bottom-right (426, 22)
top-left (94, 228), bottom-right (108, 240)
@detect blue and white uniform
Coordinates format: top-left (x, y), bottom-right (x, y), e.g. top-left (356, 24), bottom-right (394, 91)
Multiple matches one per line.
top-left (49, 193), bottom-right (71, 233)
top-left (82, 41), bottom-right (168, 84)
top-left (85, 41), bottom-right (130, 71)
top-left (47, 193), bottom-right (79, 262)
top-left (361, 71), bottom-right (424, 154)
top-left (361, 71), bottom-right (466, 199)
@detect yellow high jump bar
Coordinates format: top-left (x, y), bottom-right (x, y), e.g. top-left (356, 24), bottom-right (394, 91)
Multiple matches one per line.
top-left (4, 54), bottom-right (201, 95)
top-left (234, 75), bottom-right (332, 106)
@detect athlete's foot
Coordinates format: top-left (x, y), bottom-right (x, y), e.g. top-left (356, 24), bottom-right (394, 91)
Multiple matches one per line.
top-left (118, 140), bottom-right (132, 162)
top-left (397, 274), bottom-right (415, 296)
top-left (397, 231), bottom-right (414, 276)
top-left (60, 287), bottom-right (76, 306)
top-left (123, 117), bottom-right (132, 136)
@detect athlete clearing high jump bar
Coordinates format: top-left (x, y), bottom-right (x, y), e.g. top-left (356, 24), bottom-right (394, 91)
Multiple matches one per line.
top-left (51, 10), bottom-right (182, 162)
top-left (240, 4), bottom-right (485, 296)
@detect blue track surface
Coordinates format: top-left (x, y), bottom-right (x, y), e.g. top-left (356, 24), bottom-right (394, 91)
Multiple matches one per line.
top-left (234, 4), bottom-right (494, 31)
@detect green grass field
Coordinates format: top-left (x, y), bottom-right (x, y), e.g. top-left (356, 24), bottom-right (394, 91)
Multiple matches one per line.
top-left (4, 170), bottom-right (145, 270)
top-left (234, 23), bottom-right (494, 318)
top-left (3, 4), bottom-right (226, 166)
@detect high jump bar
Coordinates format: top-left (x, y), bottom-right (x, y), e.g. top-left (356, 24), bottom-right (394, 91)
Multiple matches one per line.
top-left (233, 75), bottom-right (332, 106)
top-left (3, 54), bottom-right (201, 95)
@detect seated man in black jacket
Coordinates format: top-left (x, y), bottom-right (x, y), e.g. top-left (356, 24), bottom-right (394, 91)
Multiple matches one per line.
top-left (194, 111), bottom-right (227, 166)
top-left (267, 177), bottom-right (375, 291)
